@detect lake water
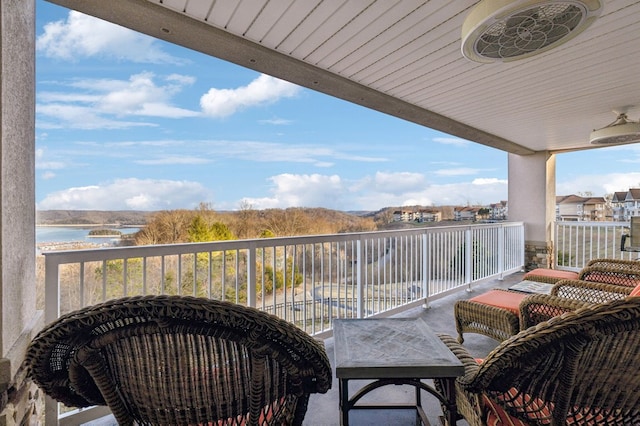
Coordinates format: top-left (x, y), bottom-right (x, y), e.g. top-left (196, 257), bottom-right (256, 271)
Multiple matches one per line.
top-left (36, 226), bottom-right (140, 244)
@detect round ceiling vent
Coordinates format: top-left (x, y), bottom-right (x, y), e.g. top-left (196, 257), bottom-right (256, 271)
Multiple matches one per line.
top-left (461, 0), bottom-right (602, 63)
top-left (590, 110), bottom-right (640, 145)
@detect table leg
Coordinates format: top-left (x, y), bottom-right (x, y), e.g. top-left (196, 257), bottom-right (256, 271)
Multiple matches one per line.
top-left (339, 378), bottom-right (349, 426)
top-left (440, 378), bottom-right (458, 426)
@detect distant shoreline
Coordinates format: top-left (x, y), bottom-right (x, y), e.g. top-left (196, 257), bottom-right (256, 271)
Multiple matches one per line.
top-left (36, 224), bottom-right (144, 228)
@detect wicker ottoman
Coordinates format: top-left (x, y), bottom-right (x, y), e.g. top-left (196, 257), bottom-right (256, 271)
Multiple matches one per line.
top-left (523, 268), bottom-right (579, 284)
top-left (454, 289), bottom-right (528, 343)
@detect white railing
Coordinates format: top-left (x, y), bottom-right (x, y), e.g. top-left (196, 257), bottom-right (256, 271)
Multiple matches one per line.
top-left (555, 220), bottom-right (635, 270)
top-left (43, 221), bottom-right (523, 425)
top-left (44, 222), bottom-right (524, 332)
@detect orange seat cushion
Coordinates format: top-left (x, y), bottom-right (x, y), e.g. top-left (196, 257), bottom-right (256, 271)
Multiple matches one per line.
top-left (524, 268), bottom-right (579, 281)
top-left (629, 284), bottom-right (640, 297)
top-left (470, 290), bottom-right (528, 315)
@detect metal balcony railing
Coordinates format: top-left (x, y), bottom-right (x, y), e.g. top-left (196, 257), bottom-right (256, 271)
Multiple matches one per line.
top-left (555, 220), bottom-right (638, 270)
top-left (44, 222), bottom-right (525, 331)
top-left (42, 221), bottom-right (524, 425)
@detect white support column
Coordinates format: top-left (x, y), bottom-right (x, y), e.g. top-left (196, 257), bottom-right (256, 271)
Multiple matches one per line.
top-left (508, 152), bottom-right (556, 269)
top-left (0, 1), bottom-right (43, 424)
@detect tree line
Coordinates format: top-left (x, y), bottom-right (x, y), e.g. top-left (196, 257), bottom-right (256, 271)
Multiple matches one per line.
top-left (133, 203), bottom-right (378, 245)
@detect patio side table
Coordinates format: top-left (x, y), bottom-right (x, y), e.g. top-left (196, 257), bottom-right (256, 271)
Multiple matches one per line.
top-left (333, 317), bottom-right (464, 426)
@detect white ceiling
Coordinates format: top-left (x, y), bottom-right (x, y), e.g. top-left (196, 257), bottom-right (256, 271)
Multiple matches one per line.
top-left (46, 0), bottom-right (640, 156)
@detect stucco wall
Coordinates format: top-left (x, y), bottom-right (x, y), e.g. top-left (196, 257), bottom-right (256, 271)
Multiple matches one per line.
top-left (0, 1), bottom-right (42, 424)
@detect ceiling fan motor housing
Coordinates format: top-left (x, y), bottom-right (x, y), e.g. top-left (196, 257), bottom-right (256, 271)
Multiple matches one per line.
top-left (590, 112), bottom-right (640, 145)
top-left (461, 0), bottom-right (603, 63)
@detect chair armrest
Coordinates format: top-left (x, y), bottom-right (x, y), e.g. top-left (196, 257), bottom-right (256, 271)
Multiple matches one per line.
top-left (551, 279), bottom-right (633, 302)
top-left (578, 265), bottom-right (640, 287)
top-left (519, 293), bottom-right (593, 330)
top-left (437, 333), bottom-right (480, 386)
top-left (586, 258), bottom-right (640, 271)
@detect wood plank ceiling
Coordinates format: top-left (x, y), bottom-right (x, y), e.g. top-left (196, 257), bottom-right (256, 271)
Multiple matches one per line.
top-left (47, 0), bottom-right (640, 155)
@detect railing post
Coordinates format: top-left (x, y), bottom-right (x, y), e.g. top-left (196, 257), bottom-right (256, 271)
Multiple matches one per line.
top-left (421, 233), bottom-right (429, 307)
top-left (464, 227), bottom-right (472, 286)
top-left (43, 253), bottom-right (60, 325)
top-left (43, 253), bottom-right (60, 425)
top-left (356, 237), bottom-right (365, 318)
top-left (247, 242), bottom-right (257, 308)
top-left (520, 224), bottom-right (526, 270)
top-left (498, 224), bottom-right (505, 280)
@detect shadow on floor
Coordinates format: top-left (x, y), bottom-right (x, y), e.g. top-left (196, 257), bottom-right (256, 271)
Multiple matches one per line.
top-left (304, 271), bottom-right (525, 426)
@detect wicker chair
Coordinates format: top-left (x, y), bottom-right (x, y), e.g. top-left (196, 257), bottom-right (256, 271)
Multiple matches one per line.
top-left (524, 258), bottom-right (640, 284)
top-left (519, 279), bottom-right (637, 329)
top-left (437, 297), bottom-right (640, 426)
top-left (24, 295), bottom-right (332, 426)
top-left (455, 264), bottom-right (640, 343)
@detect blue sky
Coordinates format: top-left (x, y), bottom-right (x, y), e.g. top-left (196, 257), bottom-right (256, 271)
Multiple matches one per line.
top-left (35, 2), bottom-right (640, 212)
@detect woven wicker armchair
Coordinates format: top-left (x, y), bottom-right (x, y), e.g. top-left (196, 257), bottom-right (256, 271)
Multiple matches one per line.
top-left (519, 279), bottom-right (635, 329)
top-left (586, 257), bottom-right (640, 271)
top-left (24, 295), bottom-right (332, 426)
top-left (455, 264), bottom-right (640, 343)
top-left (438, 297), bottom-right (640, 426)
top-left (525, 261), bottom-right (640, 285)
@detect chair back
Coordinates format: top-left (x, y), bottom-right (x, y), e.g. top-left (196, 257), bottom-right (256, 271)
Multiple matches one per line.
top-left (25, 295), bottom-right (332, 426)
top-left (471, 297), bottom-right (640, 425)
top-left (621, 216), bottom-right (640, 252)
top-left (578, 264), bottom-right (640, 287)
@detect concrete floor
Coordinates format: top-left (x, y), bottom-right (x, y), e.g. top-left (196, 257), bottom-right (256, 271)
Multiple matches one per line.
top-left (303, 271), bottom-right (524, 426)
top-left (84, 272), bottom-right (524, 426)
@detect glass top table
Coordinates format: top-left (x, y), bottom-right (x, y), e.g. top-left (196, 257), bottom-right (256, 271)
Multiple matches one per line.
top-left (333, 317), bottom-right (464, 425)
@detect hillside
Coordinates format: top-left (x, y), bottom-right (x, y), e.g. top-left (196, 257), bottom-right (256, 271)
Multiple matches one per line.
top-left (36, 205), bottom-right (455, 228)
top-left (36, 210), bottom-right (151, 226)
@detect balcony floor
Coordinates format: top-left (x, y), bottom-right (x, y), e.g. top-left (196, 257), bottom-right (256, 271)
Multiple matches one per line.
top-left (304, 271), bottom-right (523, 426)
top-left (84, 272), bottom-right (524, 426)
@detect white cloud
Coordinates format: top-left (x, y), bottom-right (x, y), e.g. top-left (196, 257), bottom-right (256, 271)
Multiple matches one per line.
top-left (135, 155), bottom-right (211, 165)
top-left (37, 103), bottom-right (158, 130)
top-left (259, 118), bottom-right (293, 125)
top-left (473, 178), bottom-right (507, 185)
top-left (243, 174), bottom-right (345, 209)
top-left (432, 137), bottom-right (469, 147)
top-left (557, 172), bottom-right (640, 196)
top-left (434, 167), bottom-right (488, 176)
top-left (36, 148), bottom-right (67, 170)
top-left (95, 73), bottom-right (195, 116)
top-left (372, 172), bottom-right (426, 193)
top-left (235, 172), bottom-right (507, 211)
top-left (37, 178), bottom-right (212, 210)
top-left (200, 74), bottom-right (301, 118)
top-left (37, 72), bottom-right (199, 129)
top-left (197, 140), bottom-right (387, 164)
top-left (37, 11), bottom-right (185, 64)
top-left (351, 181), bottom-right (507, 211)
top-left (36, 160), bottom-right (67, 170)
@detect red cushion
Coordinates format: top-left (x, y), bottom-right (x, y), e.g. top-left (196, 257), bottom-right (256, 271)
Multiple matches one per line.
top-left (478, 360), bottom-right (614, 425)
top-left (484, 394), bottom-right (539, 426)
top-left (524, 268), bottom-right (579, 281)
top-left (629, 284), bottom-right (640, 297)
top-left (484, 391), bottom-right (613, 425)
top-left (470, 290), bottom-right (528, 315)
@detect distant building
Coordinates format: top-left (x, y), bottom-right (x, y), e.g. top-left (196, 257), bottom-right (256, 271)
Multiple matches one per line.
top-left (556, 194), bottom-right (609, 221)
top-left (392, 208), bottom-right (442, 223)
top-left (612, 191), bottom-right (627, 221)
top-left (454, 206), bottom-right (481, 221)
top-left (489, 201), bottom-right (508, 220)
top-left (624, 188), bottom-right (640, 220)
